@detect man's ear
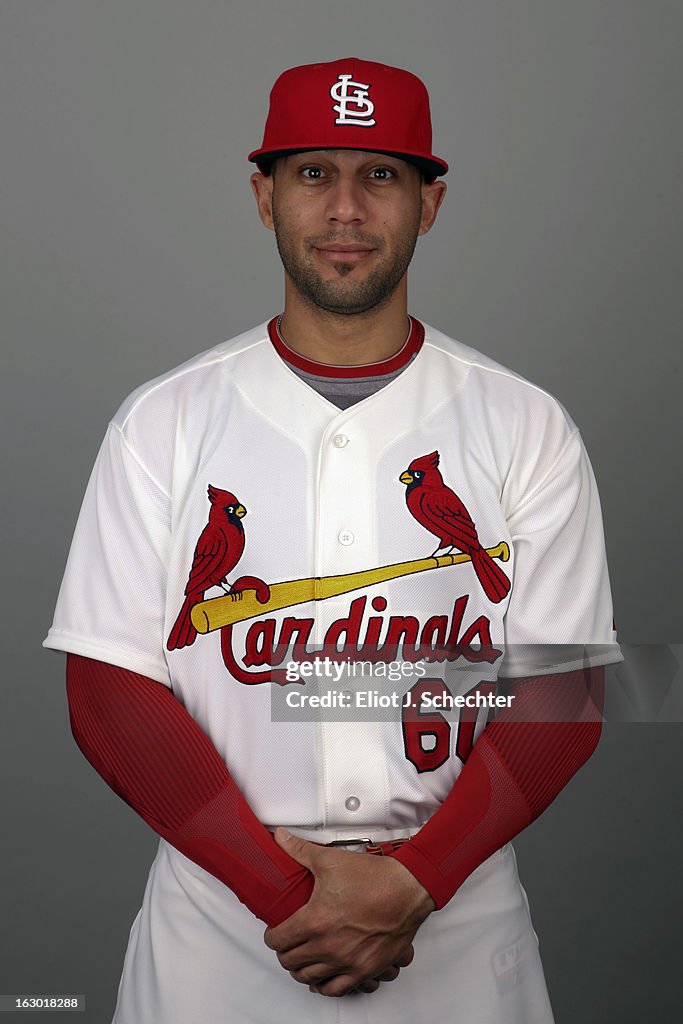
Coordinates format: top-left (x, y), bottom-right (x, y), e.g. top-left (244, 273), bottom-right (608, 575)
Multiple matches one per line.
top-left (250, 171), bottom-right (275, 231)
top-left (418, 179), bottom-right (447, 236)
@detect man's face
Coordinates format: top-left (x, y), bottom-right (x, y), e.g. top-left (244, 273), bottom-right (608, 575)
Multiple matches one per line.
top-left (251, 150), bottom-right (445, 316)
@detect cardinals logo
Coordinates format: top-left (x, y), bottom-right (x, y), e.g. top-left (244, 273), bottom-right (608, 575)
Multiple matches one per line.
top-left (400, 451), bottom-right (511, 603)
top-left (167, 461), bottom-right (511, 676)
top-left (166, 485), bottom-right (269, 650)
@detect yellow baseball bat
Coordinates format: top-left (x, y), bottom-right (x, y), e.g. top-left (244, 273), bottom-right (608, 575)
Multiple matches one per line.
top-left (190, 541), bottom-right (510, 634)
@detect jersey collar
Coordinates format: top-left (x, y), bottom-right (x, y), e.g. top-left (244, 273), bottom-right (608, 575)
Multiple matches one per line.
top-left (267, 315), bottom-right (425, 379)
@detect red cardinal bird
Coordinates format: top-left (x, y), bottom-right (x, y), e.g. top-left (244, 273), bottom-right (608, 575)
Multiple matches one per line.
top-left (167, 485), bottom-right (264, 651)
top-left (400, 451), bottom-right (511, 603)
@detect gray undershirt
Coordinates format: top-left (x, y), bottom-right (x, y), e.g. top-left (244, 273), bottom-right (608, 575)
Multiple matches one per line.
top-left (286, 354), bottom-right (417, 409)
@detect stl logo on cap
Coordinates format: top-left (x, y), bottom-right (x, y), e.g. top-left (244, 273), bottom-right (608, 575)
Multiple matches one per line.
top-left (330, 73), bottom-right (376, 127)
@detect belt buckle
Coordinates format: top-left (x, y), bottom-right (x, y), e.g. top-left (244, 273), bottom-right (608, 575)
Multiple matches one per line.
top-left (324, 836), bottom-right (411, 855)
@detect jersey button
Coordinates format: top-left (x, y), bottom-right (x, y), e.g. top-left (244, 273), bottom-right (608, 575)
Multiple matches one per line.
top-left (332, 433), bottom-right (349, 448)
top-left (338, 530), bottom-right (355, 546)
top-left (345, 796), bottom-right (361, 812)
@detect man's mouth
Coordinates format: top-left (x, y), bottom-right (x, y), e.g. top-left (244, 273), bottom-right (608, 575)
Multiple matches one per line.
top-left (314, 245), bottom-right (376, 263)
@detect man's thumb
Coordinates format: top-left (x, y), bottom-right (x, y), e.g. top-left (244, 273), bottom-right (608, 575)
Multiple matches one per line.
top-left (274, 827), bottom-right (318, 869)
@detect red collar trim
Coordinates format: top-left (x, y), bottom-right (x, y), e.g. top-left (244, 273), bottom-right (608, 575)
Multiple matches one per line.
top-left (267, 315), bottom-right (424, 379)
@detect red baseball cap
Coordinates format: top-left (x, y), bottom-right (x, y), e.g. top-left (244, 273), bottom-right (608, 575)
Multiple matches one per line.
top-left (248, 58), bottom-right (448, 180)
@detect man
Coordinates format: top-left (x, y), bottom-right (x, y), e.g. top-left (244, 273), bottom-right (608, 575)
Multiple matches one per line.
top-left (45, 58), bottom-right (620, 1022)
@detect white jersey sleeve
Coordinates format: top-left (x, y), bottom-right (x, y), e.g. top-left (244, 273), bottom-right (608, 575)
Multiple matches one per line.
top-left (44, 421), bottom-right (172, 687)
top-left (500, 425), bottom-right (619, 676)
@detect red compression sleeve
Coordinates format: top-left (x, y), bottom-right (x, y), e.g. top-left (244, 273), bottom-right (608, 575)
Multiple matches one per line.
top-left (391, 667), bottom-right (604, 909)
top-left (65, 654), bottom-right (313, 926)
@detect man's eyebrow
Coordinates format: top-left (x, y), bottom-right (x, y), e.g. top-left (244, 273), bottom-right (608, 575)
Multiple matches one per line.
top-left (290, 154), bottom-right (406, 169)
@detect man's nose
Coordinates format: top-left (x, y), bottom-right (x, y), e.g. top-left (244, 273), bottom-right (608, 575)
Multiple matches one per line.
top-left (324, 175), bottom-right (367, 225)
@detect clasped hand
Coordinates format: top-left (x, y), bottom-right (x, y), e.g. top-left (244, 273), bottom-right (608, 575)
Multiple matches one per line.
top-left (263, 828), bottom-right (435, 998)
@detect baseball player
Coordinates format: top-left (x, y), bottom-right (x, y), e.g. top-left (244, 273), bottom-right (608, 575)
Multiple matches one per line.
top-left (45, 58), bottom-right (621, 1023)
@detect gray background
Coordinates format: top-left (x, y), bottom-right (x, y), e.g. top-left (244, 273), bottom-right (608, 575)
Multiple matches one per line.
top-left (1, 0), bottom-right (681, 1020)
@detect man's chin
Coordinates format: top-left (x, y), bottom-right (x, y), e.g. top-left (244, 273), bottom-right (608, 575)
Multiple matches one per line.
top-left (301, 288), bottom-right (392, 316)
top-left (285, 260), bottom-right (402, 316)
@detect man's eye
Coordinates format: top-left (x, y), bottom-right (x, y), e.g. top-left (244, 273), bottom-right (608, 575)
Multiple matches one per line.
top-left (369, 167), bottom-right (395, 180)
top-left (301, 167), bottom-right (325, 179)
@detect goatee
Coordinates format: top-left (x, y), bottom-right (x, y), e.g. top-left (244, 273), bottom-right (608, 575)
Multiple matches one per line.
top-left (271, 208), bottom-right (421, 316)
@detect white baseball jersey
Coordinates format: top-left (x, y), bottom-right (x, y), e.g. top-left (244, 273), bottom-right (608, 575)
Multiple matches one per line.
top-left (45, 318), bottom-right (620, 1023)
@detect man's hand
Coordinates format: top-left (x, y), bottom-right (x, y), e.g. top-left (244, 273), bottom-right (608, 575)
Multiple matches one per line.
top-left (263, 828), bottom-right (435, 997)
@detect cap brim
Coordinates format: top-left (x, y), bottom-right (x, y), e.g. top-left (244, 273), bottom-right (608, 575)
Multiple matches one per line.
top-left (247, 146), bottom-right (448, 178)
